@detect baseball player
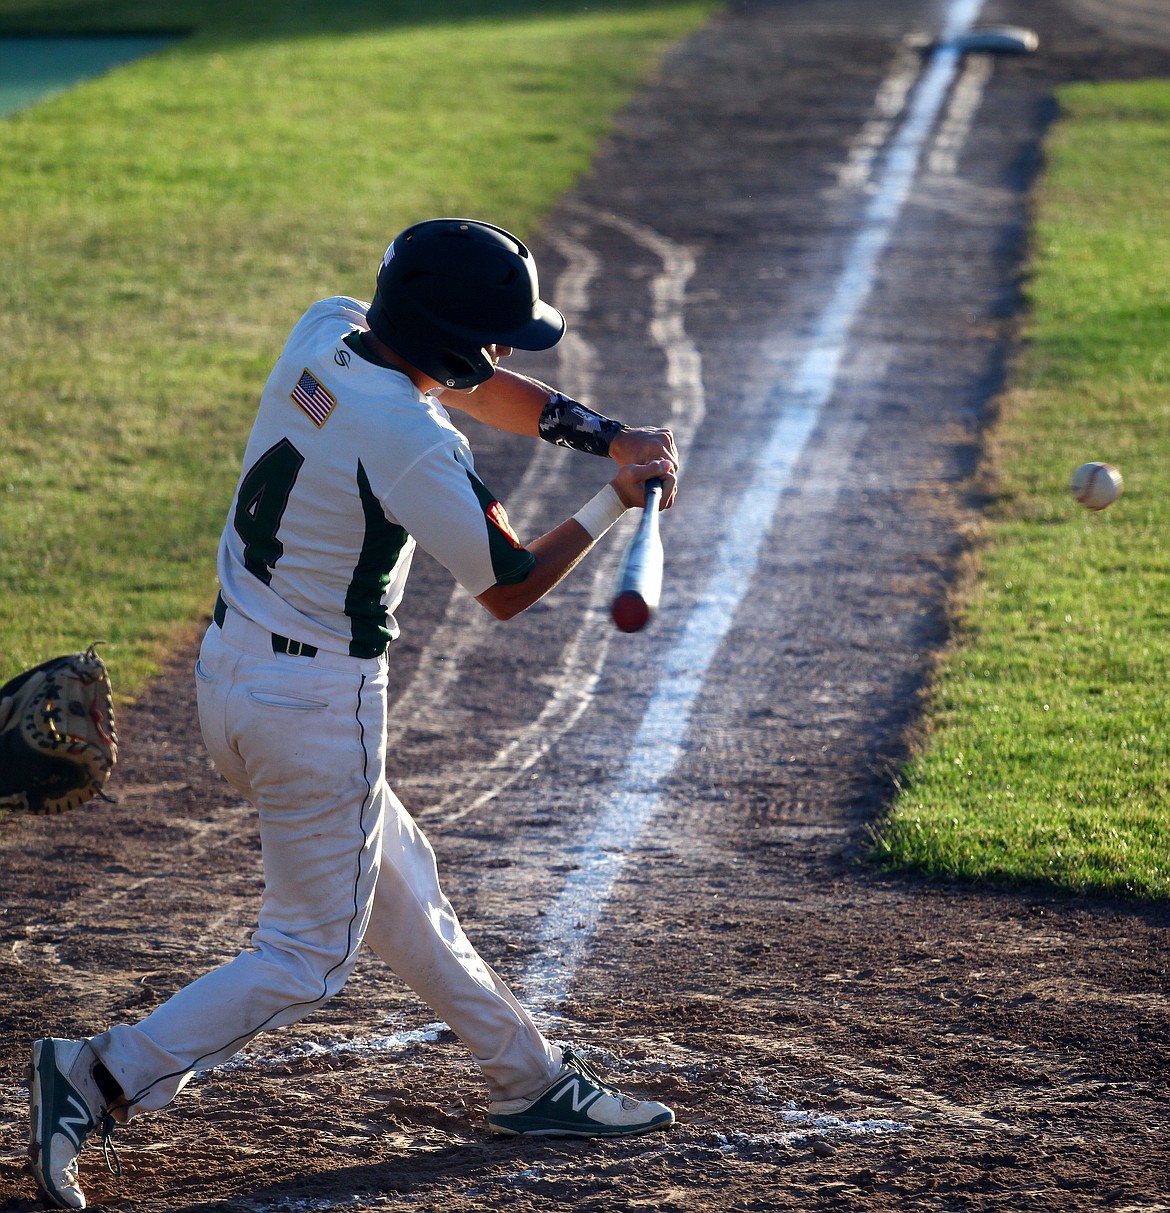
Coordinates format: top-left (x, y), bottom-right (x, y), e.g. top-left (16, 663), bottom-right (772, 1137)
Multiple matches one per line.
top-left (28, 218), bottom-right (680, 1210)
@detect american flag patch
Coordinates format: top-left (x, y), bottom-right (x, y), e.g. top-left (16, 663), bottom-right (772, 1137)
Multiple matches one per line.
top-left (291, 368), bottom-right (336, 427)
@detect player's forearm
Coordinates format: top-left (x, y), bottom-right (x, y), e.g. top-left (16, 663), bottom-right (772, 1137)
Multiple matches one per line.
top-left (452, 372), bottom-right (680, 499)
top-left (475, 462), bottom-right (671, 621)
top-left (475, 517), bottom-right (597, 620)
top-left (447, 368), bottom-right (554, 437)
top-left (453, 373), bottom-right (640, 461)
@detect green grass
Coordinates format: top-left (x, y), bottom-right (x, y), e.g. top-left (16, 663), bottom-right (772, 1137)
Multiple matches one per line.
top-left (6, 8), bottom-right (1165, 901)
top-left (871, 79), bottom-right (1170, 899)
top-left (0, 0), bottom-right (718, 692)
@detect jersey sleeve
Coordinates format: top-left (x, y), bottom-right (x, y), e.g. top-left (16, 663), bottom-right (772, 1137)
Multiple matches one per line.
top-left (386, 444), bottom-right (534, 597)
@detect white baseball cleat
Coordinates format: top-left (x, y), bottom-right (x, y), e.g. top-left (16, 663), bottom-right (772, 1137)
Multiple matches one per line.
top-left (27, 1038), bottom-right (121, 1210)
top-left (486, 1045), bottom-right (675, 1137)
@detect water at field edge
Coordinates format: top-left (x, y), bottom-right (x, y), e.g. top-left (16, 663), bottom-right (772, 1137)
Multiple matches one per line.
top-left (0, 36), bottom-right (177, 117)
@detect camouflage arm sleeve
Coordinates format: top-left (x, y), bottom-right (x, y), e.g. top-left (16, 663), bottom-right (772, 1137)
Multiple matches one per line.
top-left (537, 392), bottom-right (629, 457)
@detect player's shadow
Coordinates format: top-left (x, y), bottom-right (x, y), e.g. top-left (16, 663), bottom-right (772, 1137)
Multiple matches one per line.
top-left (159, 1133), bottom-right (680, 1212)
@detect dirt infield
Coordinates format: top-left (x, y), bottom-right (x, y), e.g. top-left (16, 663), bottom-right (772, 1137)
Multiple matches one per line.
top-left (2, 1), bottom-right (1169, 1210)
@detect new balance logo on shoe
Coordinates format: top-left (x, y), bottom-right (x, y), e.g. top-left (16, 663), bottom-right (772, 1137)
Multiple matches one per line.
top-left (57, 1091), bottom-right (93, 1148)
top-left (485, 1045), bottom-right (674, 1138)
top-left (548, 1076), bottom-right (604, 1114)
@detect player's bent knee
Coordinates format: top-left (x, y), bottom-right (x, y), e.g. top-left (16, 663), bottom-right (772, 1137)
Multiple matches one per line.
top-left (250, 932), bottom-right (361, 1009)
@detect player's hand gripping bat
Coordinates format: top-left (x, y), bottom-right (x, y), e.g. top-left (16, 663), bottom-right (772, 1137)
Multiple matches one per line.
top-left (610, 477), bottom-right (664, 633)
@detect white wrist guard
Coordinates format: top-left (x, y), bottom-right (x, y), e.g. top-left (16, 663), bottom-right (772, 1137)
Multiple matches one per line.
top-left (572, 484), bottom-right (627, 541)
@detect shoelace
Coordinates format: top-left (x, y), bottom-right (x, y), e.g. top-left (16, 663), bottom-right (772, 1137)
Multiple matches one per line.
top-left (99, 1111), bottom-right (122, 1178)
top-left (561, 1047), bottom-right (620, 1096)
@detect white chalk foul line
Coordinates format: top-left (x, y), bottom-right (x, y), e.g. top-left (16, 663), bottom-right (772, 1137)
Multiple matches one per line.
top-left (521, 0), bottom-right (986, 1010)
top-left (197, 1023), bottom-right (449, 1077)
top-left (832, 36), bottom-right (923, 194)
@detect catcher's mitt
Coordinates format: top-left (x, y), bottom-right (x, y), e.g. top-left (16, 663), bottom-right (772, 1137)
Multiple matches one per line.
top-left (0, 645), bottom-right (118, 815)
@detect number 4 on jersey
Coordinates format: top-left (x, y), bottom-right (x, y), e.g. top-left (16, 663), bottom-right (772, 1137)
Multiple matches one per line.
top-left (233, 438), bottom-right (305, 584)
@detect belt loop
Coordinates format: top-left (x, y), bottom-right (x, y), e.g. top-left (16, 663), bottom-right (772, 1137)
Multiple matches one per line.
top-left (276, 637), bottom-right (315, 658)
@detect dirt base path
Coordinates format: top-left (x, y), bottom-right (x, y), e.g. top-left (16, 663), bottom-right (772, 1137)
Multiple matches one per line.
top-left (3, 1), bottom-right (1169, 1210)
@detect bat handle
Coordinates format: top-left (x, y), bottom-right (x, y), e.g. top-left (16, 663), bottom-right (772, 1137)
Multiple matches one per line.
top-left (643, 476), bottom-right (664, 510)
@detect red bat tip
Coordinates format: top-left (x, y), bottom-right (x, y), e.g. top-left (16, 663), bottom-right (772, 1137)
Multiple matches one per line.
top-left (611, 591), bottom-right (651, 633)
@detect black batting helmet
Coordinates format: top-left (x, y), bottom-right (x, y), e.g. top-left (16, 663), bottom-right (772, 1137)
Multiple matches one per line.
top-left (365, 218), bottom-right (566, 390)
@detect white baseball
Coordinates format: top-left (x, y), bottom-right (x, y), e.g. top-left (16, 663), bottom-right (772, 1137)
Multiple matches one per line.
top-left (1069, 462), bottom-right (1123, 511)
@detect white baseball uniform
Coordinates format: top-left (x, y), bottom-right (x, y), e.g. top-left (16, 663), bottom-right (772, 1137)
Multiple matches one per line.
top-left (90, 297), bottom-right (562, 1113)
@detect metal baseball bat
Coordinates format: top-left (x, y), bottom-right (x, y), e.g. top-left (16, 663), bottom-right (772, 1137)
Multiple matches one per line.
top-left (610, 477), bottom-right (664, 633)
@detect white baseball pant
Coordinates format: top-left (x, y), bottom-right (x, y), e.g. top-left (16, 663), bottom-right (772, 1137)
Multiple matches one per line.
top-left (90, 608), bottom-right (560, 1115)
